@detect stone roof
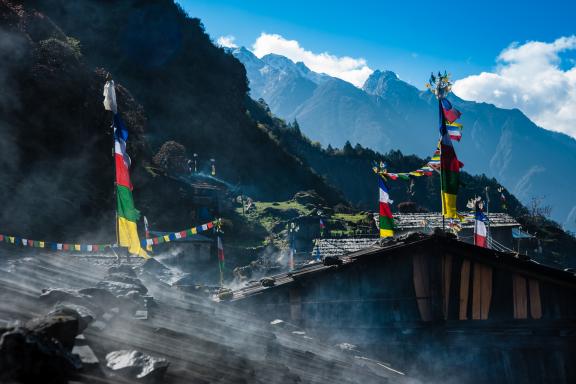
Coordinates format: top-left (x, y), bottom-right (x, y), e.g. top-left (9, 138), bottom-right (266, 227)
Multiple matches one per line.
top-left (390, 212), bottom-right (519, 230)
top-left (314, 237), bottom-right (378, 258)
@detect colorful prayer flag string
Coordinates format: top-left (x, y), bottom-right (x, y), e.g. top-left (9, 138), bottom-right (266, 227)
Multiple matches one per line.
top-left (0, 219), bottom-right (220, 254)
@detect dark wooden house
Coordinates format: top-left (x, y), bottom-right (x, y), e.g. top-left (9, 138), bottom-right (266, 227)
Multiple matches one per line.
top-left (227, 233), bottom-right (576, 383)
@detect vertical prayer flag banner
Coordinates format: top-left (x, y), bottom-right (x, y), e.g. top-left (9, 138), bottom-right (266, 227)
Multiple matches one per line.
top-left (107, 80), bottom-right (149, 259)
top-left (438, 97), bottom-right (463, 219)
top-left (474, 204), bottom-right (488, 247)
top-left (427, 72), bottom-right (464, 220)
top-left (378, 176), bottom-right (394, 238)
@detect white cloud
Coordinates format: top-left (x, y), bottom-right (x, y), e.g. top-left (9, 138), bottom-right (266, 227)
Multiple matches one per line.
top-left (252, 33), bottom-right (373, 87)
top-left (453, 36), bottom-right (576, 138)
top-left (216, 35), bottom-right (238, 48)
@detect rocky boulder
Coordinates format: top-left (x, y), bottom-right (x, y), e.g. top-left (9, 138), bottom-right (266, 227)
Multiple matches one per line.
top-left (106, 350), bottom-right (169, 381)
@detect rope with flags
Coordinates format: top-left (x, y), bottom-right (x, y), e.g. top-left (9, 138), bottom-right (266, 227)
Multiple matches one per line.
top-left (0, 220), bottom-right (220, 253)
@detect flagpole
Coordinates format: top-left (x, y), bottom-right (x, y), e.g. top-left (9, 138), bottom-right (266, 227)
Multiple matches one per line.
top-left (106, 75), bottom-right (120, 247)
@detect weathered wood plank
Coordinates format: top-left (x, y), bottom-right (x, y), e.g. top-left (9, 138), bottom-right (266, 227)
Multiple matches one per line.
top-left (470, 263), bottom-right (494, 319)
top-left (459, 260), bottom-right (471, 320)
top-left (529, 279), bottom-right (542, 319)
top-left (413, 254), bottom-right (433, 321)
top-left (472, 263), bottom-right (482, 320)
top-left (442, 254), bottom-right (452, 320)
top-left (513, 274), bottom-right (528, 319)
top-left (480, 264), bottom-right (493, 320)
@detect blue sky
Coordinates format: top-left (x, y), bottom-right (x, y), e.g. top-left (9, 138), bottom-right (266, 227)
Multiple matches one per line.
top-left (176, 0), bottom-right (575, 86)
top-left (176, 1), bottom-right (576, 138)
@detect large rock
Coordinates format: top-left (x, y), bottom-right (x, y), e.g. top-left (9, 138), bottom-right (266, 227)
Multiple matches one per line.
top-left (40, 288), bottom-right (105, 319)
top-left (0, 327), bottom-right (81, 384)
top-left (40, 288), bottom-right (86, 304)
top-left (78, 287), bottom-right (122, 309)
top-left (48, 304), bottom-right (95, 334)
top-left (104, 273), bottom-right (148, 293)
top-left (25, 308), bottom-right (83, 350)
top-left (96, 280), bottom-right (148, 297)
top-left (107, 264), bottom-right (137, 277)
top-left (106, 350), bottom-right (169, 381)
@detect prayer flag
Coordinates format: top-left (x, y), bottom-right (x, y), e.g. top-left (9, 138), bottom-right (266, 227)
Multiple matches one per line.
top-left (378, 176), bottom-right (394, 238)
top-left (439, 103), bottom-right (463, 219)
top-left (474, 205), bottom-right (488, 248)
top-left (143, 216), bottom-right (152, 252)
top-left (446, 122), bottom-right (463, 141)
top-left (103, 80), bottom-right (117, 114)
top-left (441, 98), bottom-right (461, 123)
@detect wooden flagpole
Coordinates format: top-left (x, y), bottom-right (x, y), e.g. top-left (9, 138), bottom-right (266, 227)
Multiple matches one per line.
top-left (106, 75), bottom-right (120, 247)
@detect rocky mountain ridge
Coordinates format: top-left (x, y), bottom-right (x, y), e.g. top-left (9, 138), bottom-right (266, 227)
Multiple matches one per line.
top-left (233, 48), bottom-right (576, 232)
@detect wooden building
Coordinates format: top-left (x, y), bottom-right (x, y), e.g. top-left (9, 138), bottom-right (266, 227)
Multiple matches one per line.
top-left (227, 233), bottom-right (576, 383)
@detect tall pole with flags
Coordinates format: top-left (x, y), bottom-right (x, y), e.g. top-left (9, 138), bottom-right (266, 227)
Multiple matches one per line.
top-left (426, 72), bottom-right (464, 226)
top-left (288, 222), bottom-right (299, 270)
top-left (372, 162), bottom-right (394, 238)
top-left (103, 77), bottom-right (149, 259)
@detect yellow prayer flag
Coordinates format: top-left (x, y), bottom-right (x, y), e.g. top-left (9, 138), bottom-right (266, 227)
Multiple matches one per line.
top-left (118, 217), bottom-right (149, 259)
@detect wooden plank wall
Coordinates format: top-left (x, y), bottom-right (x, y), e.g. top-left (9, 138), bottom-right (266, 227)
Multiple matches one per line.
top-left (472, 263), bottom-right (493, 320)
top-left (459, 260), bottom-right (471, 320)
top-left (458, 261), bottom-right (493, 320)
top-left (513, 274), bottom-right (542, 319)
top-left (442, 254), bottom-right (452, 320)
top-left (413, 253), bottom-right (433, 321)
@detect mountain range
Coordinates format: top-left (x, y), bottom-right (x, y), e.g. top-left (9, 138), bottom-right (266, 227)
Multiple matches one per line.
top-left (232, 47), bottom-right (576, 232)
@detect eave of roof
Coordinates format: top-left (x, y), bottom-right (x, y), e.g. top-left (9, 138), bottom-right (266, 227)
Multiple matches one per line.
top-left (228, 234), bottom-right (576, 302)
